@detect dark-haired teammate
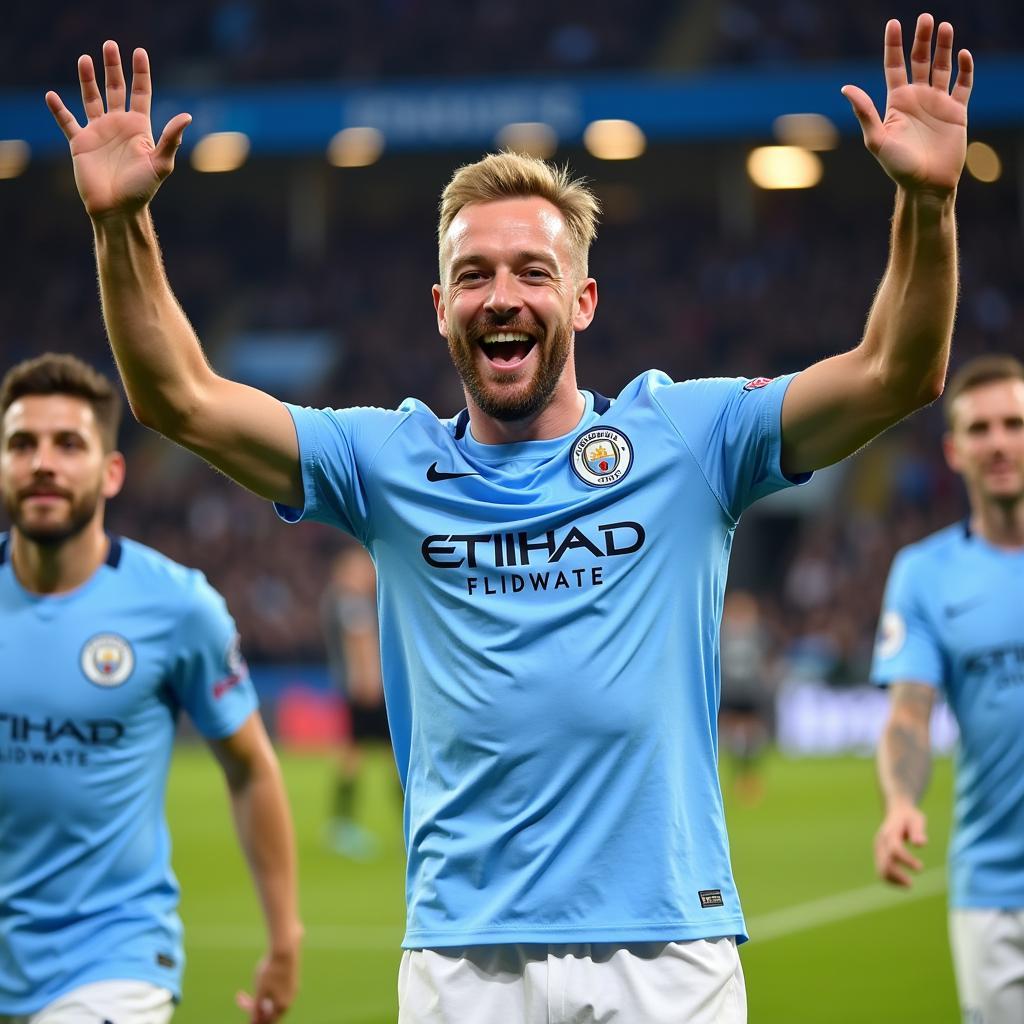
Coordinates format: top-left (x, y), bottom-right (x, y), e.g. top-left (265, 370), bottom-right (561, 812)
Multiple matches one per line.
top-left (873, 355), bottom-right (1024, 1024)
top-left (0, 355), bottom-right (301, 1024)
top-left (47, 15), bottom-right (973, 1021)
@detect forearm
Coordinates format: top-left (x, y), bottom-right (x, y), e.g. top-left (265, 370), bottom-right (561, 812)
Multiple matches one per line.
top-left (859, 187), bottom-right (958, 409)
top-left (92, 209), bottom-right (216, 434)
top-left (227, 756), bottom-right (303, 954)
top-left (877, 716), bottom-right (933, 810)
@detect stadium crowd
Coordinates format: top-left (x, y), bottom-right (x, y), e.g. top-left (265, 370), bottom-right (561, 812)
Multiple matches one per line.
top-left (5, 0), bottom-right (674, 87)
top-left (6, 0), bottom-right (1022, 88)
top-left (713, 2), bottom-right (1024, 66)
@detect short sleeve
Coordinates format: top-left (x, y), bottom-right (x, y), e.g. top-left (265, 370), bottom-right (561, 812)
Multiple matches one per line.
top-left (870, 549), bottom-right (944, 690)
top-left (650, 373), bottom-right (810, 520)
top-left (273, 403), bottom-right (407, 542)
top-left (168, 574), bottom-right (258, 739)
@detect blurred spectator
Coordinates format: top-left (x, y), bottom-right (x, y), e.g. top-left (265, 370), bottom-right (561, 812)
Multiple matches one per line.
top-left (321, 545), bottom-right (395, 860)
top-left (720, 590), bottom-right (775, 803)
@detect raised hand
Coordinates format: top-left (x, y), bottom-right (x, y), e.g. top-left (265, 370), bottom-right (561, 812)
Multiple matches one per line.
top-left (45, 41), bottom-right (191, 219)
top-left (843, 14), bottom-right (973, 196)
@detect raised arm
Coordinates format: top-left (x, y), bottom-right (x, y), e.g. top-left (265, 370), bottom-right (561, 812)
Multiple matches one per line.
top-left (780, 15), bottom-right (974, 475)
top-left (874, 681), bottom-right (935, 887)
top-left (46, 42), bottom-right (303, 507)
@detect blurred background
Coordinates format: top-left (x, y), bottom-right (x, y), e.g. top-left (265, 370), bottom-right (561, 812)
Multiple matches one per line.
top-left (2, 2), bottom-right (1022, 1021)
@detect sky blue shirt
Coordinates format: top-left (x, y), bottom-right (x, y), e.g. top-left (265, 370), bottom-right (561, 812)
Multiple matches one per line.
top-left (278, 370), bottom-right (806, 946)
top-left (0, 535), bottom-right (257, 1014)
top-left (872, 523), bottom-right (1024, 908)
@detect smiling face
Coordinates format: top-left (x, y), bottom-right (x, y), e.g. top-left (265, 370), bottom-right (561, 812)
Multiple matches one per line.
top-left (1, 393), bottom-right (124, 546)
top-left (944, 378), bottom-right (1024, 508)
top-left (433, 196), bottom-right (597, 425)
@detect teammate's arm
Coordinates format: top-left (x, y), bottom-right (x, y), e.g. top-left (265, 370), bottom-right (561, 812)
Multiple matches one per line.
top-left (208, 712), bottom-right (303, 1024)
top-left (780, 15), bottom-right (974, 475)
top-left (874, 680), bottom-right (935, 888)
top-left (45, 42), bottom-right (302, 507)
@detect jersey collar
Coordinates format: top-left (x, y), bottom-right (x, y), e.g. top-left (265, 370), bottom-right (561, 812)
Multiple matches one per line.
top-left (0, 534), bottom-right (123, 568)
top-left (452, 389), bottom-right (612, 442)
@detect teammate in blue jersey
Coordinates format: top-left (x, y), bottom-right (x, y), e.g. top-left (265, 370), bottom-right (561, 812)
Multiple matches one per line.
top-left (48, 14), bottom-right (973, 1021)
top-left (0, 355), bottom-right (301, 1024)
top-left (872, 354), bottom-right (1024, 1024)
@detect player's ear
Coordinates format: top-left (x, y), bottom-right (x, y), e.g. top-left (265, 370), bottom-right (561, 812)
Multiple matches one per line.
top-left (941, 431), bottom-right (961, 473)
top-left (572, 278), bottom-right (598, 333)
top-left (432, 284), bottom-right (449, 339)
top-left (102, 450), bottom-right (126, 500)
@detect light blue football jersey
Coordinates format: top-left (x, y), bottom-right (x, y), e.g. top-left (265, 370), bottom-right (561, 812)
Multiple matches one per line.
top-left (278, 370), bottom-right (807, 946)
top-left (0, 535), bottom-right (257, 1015)
top-left (872, 523), bottom-right (1024, 908)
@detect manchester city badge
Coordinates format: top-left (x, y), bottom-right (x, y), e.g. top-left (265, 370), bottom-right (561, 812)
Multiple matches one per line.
top-left (570, 427), bottom-right (633, 487)
top-left (80, 633), bottom-right (135, 687)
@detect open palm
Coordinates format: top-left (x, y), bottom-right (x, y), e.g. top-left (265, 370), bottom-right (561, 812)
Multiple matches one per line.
top-left (843, 15), bottom-right (973, 195)
top-left (46, 41), bottom-right (191, 219)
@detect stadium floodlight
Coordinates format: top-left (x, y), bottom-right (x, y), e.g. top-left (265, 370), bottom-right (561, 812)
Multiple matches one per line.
top-left (746, 146), bottom-right (822, 190)
top-left (772, 113), bottom-right (839, 152)
top-left (191, 132), bottom-right (250, 173)
top-left (495, 122), bottom-right (558, 159)
top-left (328, 126), bottom-right (385, 168)
top-left (965, 141), bottom-right (1002, 183)
top-left (0, 140), bottom-right (30, 179)
top-left (583, 119), bottom-right (646, 161)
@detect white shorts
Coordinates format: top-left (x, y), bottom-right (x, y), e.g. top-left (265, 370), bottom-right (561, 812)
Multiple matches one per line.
top-left (950, 909), bottom-right (1024, 1024)
top-left (398, 938), bottom-right (746, 1023)
top-left (0, 980), bottom-right (175, 1024)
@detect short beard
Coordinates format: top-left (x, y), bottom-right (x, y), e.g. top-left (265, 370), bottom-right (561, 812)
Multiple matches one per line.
top-left (5, 487), bottom-right (101, 547)
top-left (447, 317), bottom-right (573, 423)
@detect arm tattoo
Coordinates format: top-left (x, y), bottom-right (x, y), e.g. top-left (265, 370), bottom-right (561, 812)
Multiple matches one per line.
top-left (886, 721), bottom-right (932, 803)
top-left (880, 683), bottom-right (934, 804)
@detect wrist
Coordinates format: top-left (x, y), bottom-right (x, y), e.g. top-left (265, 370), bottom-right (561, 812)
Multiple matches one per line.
top-left (91, 206), bottom-right (153, 238)
top-left (896, 185), bottom-right (957, 220)
top-left (884, 794), bottom-right (920, 815)
top-left (269, 921), bottom-right (304, 958)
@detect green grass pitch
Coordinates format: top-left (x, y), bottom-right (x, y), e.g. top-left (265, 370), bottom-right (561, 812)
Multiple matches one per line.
top-left (166, 747), bottom-right (958, 1023)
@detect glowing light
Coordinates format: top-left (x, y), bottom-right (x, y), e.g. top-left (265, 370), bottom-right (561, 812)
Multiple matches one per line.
top-left (191, 132), bottom-right (250, 173)
top-left (746, 146), bottom-right (822, 190)
top-left (328, 127), bottom-right (385, 168)
top-left (0, 140), bottom-right (30, 179)
top-left (583, 120), bottom-right (646, 161)
top-left (966, 141), bottom-right (1001, 184)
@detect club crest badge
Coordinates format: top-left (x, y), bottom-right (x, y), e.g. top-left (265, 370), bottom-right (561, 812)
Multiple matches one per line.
top-left (875, 611), bottom-right (906, 660)
top-left (570, 427), bottom-right (633, 487)
top-left (81, 633), bottom-right (135, 687)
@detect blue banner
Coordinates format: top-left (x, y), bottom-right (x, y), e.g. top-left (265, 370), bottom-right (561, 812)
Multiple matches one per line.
top-left (4, 58), bottom-right (1020, 156)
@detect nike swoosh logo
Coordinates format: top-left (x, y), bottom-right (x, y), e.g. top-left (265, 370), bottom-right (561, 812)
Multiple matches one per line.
top-left (944, 596), bottom-right (987, 619)
top-left (426, 462), bottom-right (480, 482)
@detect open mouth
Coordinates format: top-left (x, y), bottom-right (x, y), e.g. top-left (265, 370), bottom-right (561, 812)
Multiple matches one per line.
top-left (477, 331), bottom-right (537, 368)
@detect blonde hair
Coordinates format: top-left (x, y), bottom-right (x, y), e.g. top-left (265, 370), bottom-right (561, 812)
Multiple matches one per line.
top-left (437, 152), bottom-right (600, 279)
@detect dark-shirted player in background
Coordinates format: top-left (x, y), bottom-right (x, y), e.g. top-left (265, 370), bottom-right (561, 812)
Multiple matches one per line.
top-left (47, 14), bottom-right (972, 1021)
top-left (0, 355), bottom-right (301, 1024)
top-left (719, 589), bottom-right (775, 806)
top-left (321, 545), bottom-right (395, 859)
top-left (873, 355), bottom-right (1024, 1024)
